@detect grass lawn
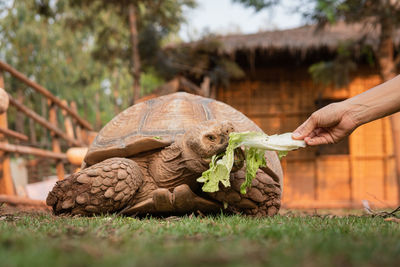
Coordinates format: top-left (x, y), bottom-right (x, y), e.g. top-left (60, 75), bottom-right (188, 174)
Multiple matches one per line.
top-left (0, 209), bottom-right (399, 267)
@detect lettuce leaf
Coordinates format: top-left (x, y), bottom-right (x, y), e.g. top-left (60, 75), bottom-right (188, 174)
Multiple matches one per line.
top-left (240, 147), bottom-right (267, 194)
top-left (197, 132), bottom-right (306, 193)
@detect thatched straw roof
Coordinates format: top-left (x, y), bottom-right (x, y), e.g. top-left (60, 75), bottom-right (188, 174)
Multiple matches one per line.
top-left (200, 22), bottom-right (400, 55)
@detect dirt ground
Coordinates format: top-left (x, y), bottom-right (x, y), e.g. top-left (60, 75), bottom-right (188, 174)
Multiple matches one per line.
top-left (0, 203), bottom-right (51, 216)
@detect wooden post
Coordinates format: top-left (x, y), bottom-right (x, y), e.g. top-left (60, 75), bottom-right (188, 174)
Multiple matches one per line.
top-left (61, 100), bottom-right (75, 140)
top-left (48, 101), bottom-right (65, 180)
top-left (15, 88), bottom-right (25, 141)
top-left (200, 76), bottom-right (211, 97)
top-left (28, 117), bottom-right (37, 146)
top-left (0, 71), bottom-right (15, 195)
top-left (0, 88), bottom-right (9, 113)
top-left (71, 101), bottom-right (83, 144)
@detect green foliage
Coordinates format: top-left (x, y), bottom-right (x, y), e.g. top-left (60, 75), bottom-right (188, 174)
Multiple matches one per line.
top-left (66, 0), bottom-right (196, 77)
top-left (314, 0), bottom-right (341, 23)
top-left (1, 213), bottom-right (400, 267)
top-left (140, 67), bottom-right (165, 96)
top-left (308, 0), bottom-right (400, 85)
top-left (0, 0), bottom-right (194, 137)
top-left (0, 0), bottom-right (133, 132)
top-left (309, 41), bottom-right (357, 87)
top-left (312, 0), bottom-right (400, 25)
top-left (232, 0), bottom-right (279, 11)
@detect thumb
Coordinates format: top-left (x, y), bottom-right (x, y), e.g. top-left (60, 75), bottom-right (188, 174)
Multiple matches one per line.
top-left (292, 116), bottom-right (317, 139)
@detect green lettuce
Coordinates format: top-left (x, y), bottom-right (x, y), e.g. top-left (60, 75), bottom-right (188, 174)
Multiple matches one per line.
top-left (197, 132), bottom-right (306, 194)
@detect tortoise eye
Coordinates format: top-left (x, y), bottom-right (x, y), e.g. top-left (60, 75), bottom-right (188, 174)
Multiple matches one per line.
top-left (206, 134), bottom-right (217, 142)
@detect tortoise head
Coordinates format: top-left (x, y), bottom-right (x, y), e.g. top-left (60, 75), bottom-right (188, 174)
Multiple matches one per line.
top-left (181, 120), bottom-right (235, 173)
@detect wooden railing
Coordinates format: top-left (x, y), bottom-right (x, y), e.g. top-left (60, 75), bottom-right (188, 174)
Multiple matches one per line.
top-left (0, 60), bottom-right (94, 196)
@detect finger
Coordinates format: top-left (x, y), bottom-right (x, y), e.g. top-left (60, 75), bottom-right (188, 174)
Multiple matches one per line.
top-left (306, 134), bottom-right (333, 146)
top-left (304, 131), bottom-right (316, 143)
top-left (292, 116), bottom-right (317, 139)
top-left (314, 128), bottom-right (324, 136)
top-left (307, 128), bottom-right (321, 139)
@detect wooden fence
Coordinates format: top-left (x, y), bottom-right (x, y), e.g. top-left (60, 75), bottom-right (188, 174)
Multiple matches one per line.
top-left (0, 60), bottom-right (93, 196)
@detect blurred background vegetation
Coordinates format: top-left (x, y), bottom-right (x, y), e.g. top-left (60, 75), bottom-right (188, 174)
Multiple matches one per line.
top-left (0, 0), bottom-right (196, 131)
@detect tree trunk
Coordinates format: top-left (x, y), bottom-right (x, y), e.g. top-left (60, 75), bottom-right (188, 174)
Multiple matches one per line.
top-left (112, 69), bottom-right (121, 115)
top-left (40, 96), bottom-right (49, 148)
top-left (200, 76), bottom-right (211, 97)
top-left (377, 16), bottom-right (400, 203)
top-left (95, 92), bottom-right (101, 130)
top-left (128, 3), bottom-right (141, 104)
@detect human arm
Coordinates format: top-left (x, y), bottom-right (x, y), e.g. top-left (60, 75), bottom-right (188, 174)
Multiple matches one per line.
top-left (292, 75), bottom-right (400, 145)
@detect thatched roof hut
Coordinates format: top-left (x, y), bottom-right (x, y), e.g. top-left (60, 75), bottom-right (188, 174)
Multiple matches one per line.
top-left (160, 22), bottom-right (400, 93)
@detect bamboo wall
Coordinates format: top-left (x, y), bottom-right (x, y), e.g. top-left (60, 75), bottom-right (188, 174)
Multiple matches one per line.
top-left (217, 67), bottom-right (399, 208)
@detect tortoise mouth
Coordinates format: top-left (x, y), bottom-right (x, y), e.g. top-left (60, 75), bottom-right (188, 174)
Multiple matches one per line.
top-left (216, 141), bottom-right (230, 154)
top-left (202, 142), bottom-right (229, 162)
top-left (201, 146), bottom-right (245, 171)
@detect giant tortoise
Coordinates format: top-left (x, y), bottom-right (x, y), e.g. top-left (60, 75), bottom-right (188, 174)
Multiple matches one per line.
top-left (47, 92), bottom-right (283, 216)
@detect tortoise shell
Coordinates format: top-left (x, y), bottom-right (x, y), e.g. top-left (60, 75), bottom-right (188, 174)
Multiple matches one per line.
top-left (85, 92), bottom-right (282, 179)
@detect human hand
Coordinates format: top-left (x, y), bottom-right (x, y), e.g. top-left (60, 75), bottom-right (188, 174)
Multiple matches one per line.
top-left (292, 102), bottom-right (359, 146)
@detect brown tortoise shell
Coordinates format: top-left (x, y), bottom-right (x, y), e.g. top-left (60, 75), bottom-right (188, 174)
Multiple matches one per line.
top-left (84, 92), bottom-right (282, 182)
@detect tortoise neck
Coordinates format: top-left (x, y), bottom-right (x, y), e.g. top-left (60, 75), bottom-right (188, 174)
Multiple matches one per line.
top-left (149, 140), bottom-right (202, 190)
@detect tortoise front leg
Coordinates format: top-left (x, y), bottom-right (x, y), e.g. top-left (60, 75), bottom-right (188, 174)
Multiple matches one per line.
top-left (120, 184), bottom-right (222, 216)
top-left (46, 158), bottom-right (143, 215)
top-left (207, 168), bottom-right (282, 216)
top-left (172, 184), bottom-right (222, 213)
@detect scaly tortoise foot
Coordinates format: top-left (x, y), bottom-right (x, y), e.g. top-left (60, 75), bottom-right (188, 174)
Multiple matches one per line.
top-left (47, 157), bottom-right (143, 215)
